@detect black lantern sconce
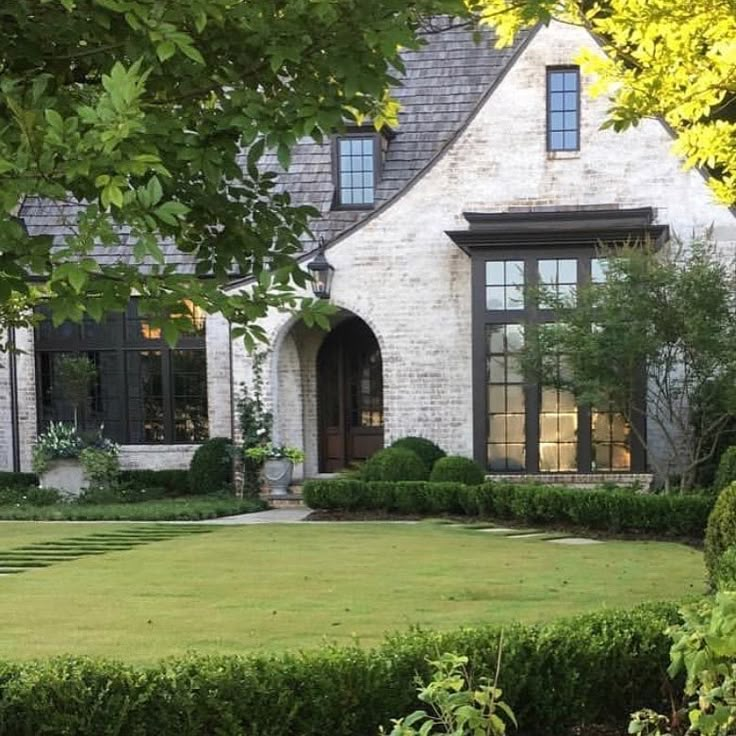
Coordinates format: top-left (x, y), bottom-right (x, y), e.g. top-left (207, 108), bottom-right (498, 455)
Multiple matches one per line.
top-left (307, 237), bottom-right (334, 299)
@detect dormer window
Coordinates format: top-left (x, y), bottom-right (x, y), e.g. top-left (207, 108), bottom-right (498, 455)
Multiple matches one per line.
top-left (336, 135), bottom-right (377, 208)
top-left (547, 67), bottom-right (580, 151)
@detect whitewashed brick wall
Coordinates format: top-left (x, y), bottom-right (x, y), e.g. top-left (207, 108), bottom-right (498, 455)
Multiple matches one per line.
top-left (227, 20), bottom-right (736, 480)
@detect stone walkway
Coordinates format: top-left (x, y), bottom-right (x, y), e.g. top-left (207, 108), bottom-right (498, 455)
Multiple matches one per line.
top-left (198, 508), bottom-right (311, 524)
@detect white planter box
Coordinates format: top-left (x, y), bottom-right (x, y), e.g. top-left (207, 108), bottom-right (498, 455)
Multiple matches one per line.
top-left (40, 459), bottom-right (87, 498)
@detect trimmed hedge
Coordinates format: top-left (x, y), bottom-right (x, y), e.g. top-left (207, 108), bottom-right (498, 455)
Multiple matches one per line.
top-left (0, 471), bottom-right (38, 489)
top-left (119, 469), bottom-right (191, 496)
top-left (705, 482), bottom-right (736, 583)
top-left (303, 479), bottom-right (714, 536)
top-left (0, 486), bottom-right (61, 506)
top-left (715, 447), bottom-right (736, 491)
top-left (429, 455), bottom-right (485, 485)
top-left (361, 447), bottom-right (429, 482)
top-left (391, 436), bottom-right (446, 471)
top-left (0, 601), bottom-right (680, 736)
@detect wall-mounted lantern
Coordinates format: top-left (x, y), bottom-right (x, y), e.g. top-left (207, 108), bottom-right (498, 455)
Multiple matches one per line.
top-left (307, 237), bottom-right (334, 299)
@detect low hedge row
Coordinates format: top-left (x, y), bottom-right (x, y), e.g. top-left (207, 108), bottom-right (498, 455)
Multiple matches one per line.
top-left (303, 479), bottom-right (714, 536)
top-left (0, 601), bottom-right (680, 736)
top-left (0, 471), bottom-right (38, 489)
top-left (118, 469), bottom-right (191, 496)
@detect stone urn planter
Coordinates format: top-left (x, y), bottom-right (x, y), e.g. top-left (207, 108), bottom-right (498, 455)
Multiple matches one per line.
top-left (263, 458), bottom-right (294, 496)
top-left (39, 458), bottom-right (87, 498)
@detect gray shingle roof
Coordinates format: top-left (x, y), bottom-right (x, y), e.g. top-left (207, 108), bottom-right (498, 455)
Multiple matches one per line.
top-left (20, 22), bottom-right (530, 272)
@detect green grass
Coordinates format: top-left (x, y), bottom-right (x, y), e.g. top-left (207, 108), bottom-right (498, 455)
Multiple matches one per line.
top-left (0, 520), bottom-right (704, 662)
top-left (0, 495), bottom-right (265, 521)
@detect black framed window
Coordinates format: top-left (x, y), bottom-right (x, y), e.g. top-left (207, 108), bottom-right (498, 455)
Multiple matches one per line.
top-left (485, 260), bottom-right (525, 310)
top-left (336, 136), bottom-right (376, 207)
top-left (592, 408), bottom-right (631, 471)
top-left (547, 67), bottom-right (580, 151)
top-left (35, 300), bottom-right (208, 444)
top-left (538, 258), bottom-right (577, 306)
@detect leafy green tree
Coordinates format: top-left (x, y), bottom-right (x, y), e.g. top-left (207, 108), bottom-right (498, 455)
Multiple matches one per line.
top-left (57, 354), bottom-right (97, 429)
top-left (469, 0), bottom-right (736, 205)
top-left (522, 240), bottom-right (736, 491)
top-left (0, 0), bottom-right (462, 344)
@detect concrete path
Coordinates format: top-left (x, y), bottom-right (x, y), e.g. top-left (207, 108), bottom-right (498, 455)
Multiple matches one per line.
top-left (197, 508), bottom-right (311, 525)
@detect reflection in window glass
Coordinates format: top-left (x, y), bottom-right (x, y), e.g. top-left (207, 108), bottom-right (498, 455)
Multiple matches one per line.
top-left (338, 137), bottom-right (375, 206)
top-left (592, 408), bottom-right (631, 471)
top-left (172, 350), bottom-right (209, 442)
top-left (487, 324), bottom-right (526, 471)
top-left (591, 257), bottom-right (610, 284)
top-left (539, 353), bottom-right (577, 472)
top-left (485, 260), bottom-right (525, 311)
top-left (538, 258), bottom-right (577, 307)
top-left (126, 351), bottom-right (165, 443)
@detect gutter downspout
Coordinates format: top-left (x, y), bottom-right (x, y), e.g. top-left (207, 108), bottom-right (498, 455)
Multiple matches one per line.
top-left (8, 327), bottom-right (20, 472)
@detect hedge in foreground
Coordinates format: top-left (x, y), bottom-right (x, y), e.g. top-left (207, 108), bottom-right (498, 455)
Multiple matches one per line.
top-left (0, 496), bottom-right (265, 521)
top-left (303, 479), bottom-right (714, 536)
top-left (0, 601), bottom-right (680, 736)
top-left (0, 471), bottom-right (38, 489)
top-left (704, 481), bottom-right (736, 583)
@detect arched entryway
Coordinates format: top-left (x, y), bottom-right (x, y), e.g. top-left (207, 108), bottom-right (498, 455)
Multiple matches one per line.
top-left (317, 317), bottom-right (384, 472)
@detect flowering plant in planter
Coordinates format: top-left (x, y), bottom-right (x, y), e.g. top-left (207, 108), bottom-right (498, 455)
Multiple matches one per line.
top-left (244, 444), bottom-right (305, 464)
top-left (32, 422), bottom-right (84, 473)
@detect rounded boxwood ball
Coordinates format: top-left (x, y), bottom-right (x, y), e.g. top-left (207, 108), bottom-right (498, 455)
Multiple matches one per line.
top-left (361, 447), bottom-right (429, 482)
top-left (391, 436), bottom-right (446, 471)
top-left (429, 455), bottom-right (485, 486)
top-left (705, 481), bottom-right (736, 585)
top-left (189, 437), bottom-right (233, 494)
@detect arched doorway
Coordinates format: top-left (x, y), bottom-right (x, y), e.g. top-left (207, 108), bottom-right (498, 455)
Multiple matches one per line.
top-left (317, 317), bottom-right (384, 472)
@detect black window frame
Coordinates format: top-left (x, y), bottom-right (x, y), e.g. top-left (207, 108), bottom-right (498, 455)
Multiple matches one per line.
top-left (447, 208), bottom-right (669, 475)
top-left (332, 131), bottom-right (382, 210)
top-left (546, 66), bottom-right (581, 153)
top-left (35, 301), bottom-right (209, 445)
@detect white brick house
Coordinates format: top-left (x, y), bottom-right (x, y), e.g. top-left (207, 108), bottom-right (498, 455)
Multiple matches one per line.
top-left (2, 20), bottom-right (735, 483)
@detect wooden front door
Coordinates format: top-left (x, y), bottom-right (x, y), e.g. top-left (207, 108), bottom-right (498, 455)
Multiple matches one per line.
top-left (317, 317), bottom-right (384, 472)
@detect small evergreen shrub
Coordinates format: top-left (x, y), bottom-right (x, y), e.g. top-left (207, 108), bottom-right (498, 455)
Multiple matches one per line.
top-left (189, 438), bottom-right (233, 494)
top-left (119, 470), bottom-right (190, 496)
top-left (429, 455), bottom-right (485, 485)
top-left (705, 481), bottom-right (736, 584)
top-left (0, 472), bottom-right (38, 489)
top-left (390, 437), bottom-right (446, 471)
top-left (715, 447), bottom-right (736, 491)
top-left (713, 545), bottom-right (736, 590)
top-left (361, 447), bottom-right (429, 482)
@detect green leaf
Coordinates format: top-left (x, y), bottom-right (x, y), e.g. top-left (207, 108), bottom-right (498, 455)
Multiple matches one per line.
top-left (156, 41), bottom-right (176, 62)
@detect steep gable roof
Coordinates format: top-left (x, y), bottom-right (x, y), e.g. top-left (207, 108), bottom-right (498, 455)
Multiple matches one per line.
top-left (20, 22), bottom-right (530, 273)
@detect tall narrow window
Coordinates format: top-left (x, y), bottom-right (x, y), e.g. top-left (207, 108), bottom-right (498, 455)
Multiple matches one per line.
top-left (337, 136), bottom-right (375, 207)
top-left (547, 68), bottom-right (580, 151)
top-left (538, 258), bottom-right (577, 307)
top-left (487, 324), bottom-right (526, 471)
top-left (539, 350), bottom-right (577, 472)
top-left (592, 408), bottom-right (631, 471)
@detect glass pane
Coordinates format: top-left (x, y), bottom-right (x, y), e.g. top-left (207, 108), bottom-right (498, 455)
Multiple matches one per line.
top-left (488, 355), bottom-right (506, 383)
top-left (488, 445), bottom-right (508, 471)
top-left (506, 325), bottom-right (524, 353)
top-left (486, 286), bottom-right (505, 310)
top-left (488, 385), bottom-right (506, 413)
top-left (558, 414), bottom-right (577, 442)
top-left (612, 444), bottom-right (631, 470)
top-left (506, 261), bottom-right (525, 286)
top-left (506, 355), bottom-right (523, 383)
top-left (564, 71), bottom-right (578, 91)
top-left (538, 260), bottom-right (557, 284)
top-left (506, 285), bottom-right (525, 310)
top-left (558, 443), bottom-right (577, 471)
top-left (550, 111), bottom-right (564, 130)
top-left (591, 258), bottom-right (609, 283)
top-left (506, 414), bottom-right (525, 442)
top-left (564, 111), bottom-right (577, 129)
top-left (362, 138), bottom-right (373, 155)
top-left (539, 415), bottom-right (559, 443)
top-left (506, 385), bottom-right (525, 414)
top-left (541, 387), bottom-right (558, 413)
top-left (126, 351), bottom-right (165, 443)
top-left (486, 261), bottom-right (505, 286)
top-left (594, 444), bottom-right (610, 471)
top-left (550, 132), bottom-right (564, 150)
top-left (564, 91), bottom-right (577, 108)
top-left (592, 413), bottom-right (610, 441)
top-left (564, 131), bottom-right (578, 149)
top-left (506, 444), bottom-right (525, 470)
top-left (558, 259), bottom-right (577, 283)
top-left (611, 413), bottom-right (629, 440)
top-left (539, 444), bottom-right (557, 472)
top-left (549, 72), bottom-right (564, 92)
top-left (489, 415), bottom-right (507, 440)
top-left (488, 325), bottom-right (505, 354)
top-left (558, 389), bottom-right (576, 412)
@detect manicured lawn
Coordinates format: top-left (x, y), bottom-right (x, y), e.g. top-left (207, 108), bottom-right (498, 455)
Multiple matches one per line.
top-left (0, 521), bottom-right (704, 662)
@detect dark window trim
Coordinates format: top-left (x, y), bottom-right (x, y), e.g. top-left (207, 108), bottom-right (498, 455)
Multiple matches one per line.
top-left (34, 302), bottom-right (208, 446)
top-left (546, 66), bottom-right (581, 153)
top-left (470, 242), bottom-right (651, 475)
top-left (331, 130), bottom-right (382, 211)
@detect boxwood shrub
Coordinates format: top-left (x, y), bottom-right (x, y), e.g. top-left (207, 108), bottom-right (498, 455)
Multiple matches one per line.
top-left (119, 469), bottom-right (191, 496)
top-left (715, 447), bottom-right (736, 491)
top-left (361, 447), bottom-right (429, 482)
top-left (391, 436), bottom-right (446, 471)
top-left (705, 482), bottom-right (736, 584)
top-left (303, 478), bottom-right (714, 537)
top-left (0, 601), bottom-right (680, 736)
top-left (429, 455), bottom-right (485, 485)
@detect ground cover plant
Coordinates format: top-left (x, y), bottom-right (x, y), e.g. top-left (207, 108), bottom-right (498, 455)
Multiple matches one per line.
top-left (0, 521), bottom-right (703, 661)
